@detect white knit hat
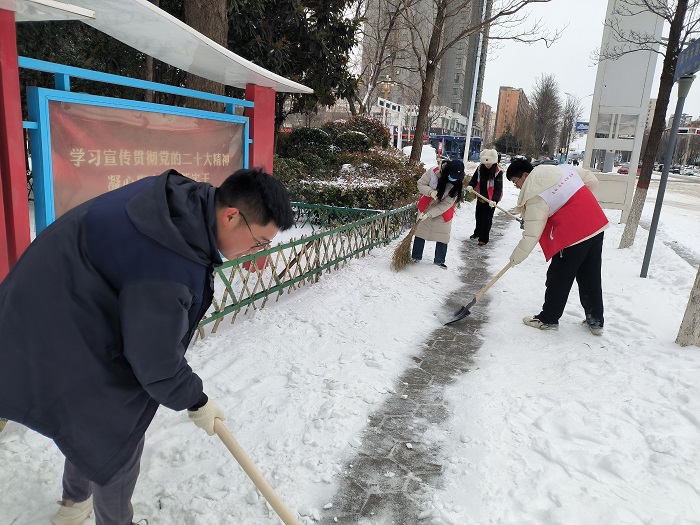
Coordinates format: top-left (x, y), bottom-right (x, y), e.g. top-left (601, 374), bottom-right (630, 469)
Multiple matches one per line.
top-left (479, 149), bottom-right (498, 165)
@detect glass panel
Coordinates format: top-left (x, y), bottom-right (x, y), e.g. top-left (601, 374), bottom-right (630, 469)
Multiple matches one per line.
top-left (595, 114), bottom-right (613, 138)
top-left (617, 114), bottom-right (638, 139)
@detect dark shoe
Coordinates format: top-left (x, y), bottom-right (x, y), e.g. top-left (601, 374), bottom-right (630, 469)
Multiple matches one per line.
top-left (469, 234), bottom-right (478, 240)
top-left (435, 262), bottom-right (448, 269)
top-left (522, 315), bottom-right (558, 331)
top-left (583, 315), bottom-right (603, 335)
top-left (478, 241), bottom-right (488, 246)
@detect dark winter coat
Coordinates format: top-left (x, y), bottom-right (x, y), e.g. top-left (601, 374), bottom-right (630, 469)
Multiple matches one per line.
top-left (0, 170), bottom-right (222, 484)
top-left (467, 164), bottom-right (503, 202)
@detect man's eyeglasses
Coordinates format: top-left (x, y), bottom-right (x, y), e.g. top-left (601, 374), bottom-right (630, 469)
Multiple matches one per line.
top-left (511, 177), bottom-right (521, 186)
top-left (239, 211), bottom-right (271, 249)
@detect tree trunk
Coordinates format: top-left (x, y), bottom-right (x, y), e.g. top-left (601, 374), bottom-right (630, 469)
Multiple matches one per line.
top-left (618, 0), bottom-right (687, 248)
top-left (144, 0), bottom-right (160, 103)
top-left (184, 0), bottom-right (227, 112)
top-left (676, 265), bottom-right (700, 347)
top-left (409, 1), bottom-right (446, 163)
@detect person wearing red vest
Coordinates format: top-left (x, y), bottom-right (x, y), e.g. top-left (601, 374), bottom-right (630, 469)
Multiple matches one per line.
top-left (505, 158), bottom-right (609, 334)
top-left (411, 159), bottom-right (465, 269)
top-left (466, 148), bottom-right (503, 246)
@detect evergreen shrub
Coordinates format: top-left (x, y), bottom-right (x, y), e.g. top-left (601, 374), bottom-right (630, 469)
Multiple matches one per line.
top-left (335, 131), bottom-right (371, 152)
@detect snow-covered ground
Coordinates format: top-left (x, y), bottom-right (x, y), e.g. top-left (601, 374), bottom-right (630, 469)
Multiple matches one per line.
top-left (1, 172), bottom-right (700, 524)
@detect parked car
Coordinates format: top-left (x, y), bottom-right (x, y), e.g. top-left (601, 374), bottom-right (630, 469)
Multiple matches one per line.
top-left (532, 159), bottom-right (559, 167)
top-left (617, 163), bottom-right (629, 174)
top-left (671, 165), bottom-right (682, 174)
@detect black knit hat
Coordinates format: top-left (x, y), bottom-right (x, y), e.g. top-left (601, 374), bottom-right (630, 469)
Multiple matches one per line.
top-left (445, 159), bottom-right (465, 182)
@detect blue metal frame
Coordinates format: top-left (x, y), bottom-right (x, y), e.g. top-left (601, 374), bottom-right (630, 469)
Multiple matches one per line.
top-left (20, 58), bottom-right (253, 232)
top-left (18, 57), bottom-right (254, 110)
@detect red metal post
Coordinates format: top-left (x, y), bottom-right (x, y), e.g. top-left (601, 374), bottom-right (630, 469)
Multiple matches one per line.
top-left (242, 84), bottom-right (276, 271)
top-left (244, 84), bottom-right (275, 174)
top-left (0, 8), bottom-right (31, 280)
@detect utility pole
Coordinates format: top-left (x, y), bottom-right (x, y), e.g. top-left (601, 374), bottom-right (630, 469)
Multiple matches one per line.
top-left (462, 0), bottom-right (487, 163)
top-left (641, 75), bottom-right (695, 278)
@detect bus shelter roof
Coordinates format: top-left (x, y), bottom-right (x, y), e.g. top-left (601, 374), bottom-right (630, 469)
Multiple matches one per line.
top-left (10, 0), bottom-right (313, 94)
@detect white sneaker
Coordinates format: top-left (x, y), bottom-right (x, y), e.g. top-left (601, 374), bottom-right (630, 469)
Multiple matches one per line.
top-left (52, 495), bottom-right (93, 525)
top-left (522, 315), bottom-right (558, 330)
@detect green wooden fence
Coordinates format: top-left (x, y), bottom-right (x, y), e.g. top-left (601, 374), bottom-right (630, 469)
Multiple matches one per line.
top-left (195, 202), bottom-right (416, 339)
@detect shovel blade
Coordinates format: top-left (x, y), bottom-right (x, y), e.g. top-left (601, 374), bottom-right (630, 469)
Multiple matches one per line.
top-left (444, 298), bottom-right (476, 326)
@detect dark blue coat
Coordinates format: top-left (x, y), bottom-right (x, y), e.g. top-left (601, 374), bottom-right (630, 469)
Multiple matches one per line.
top-left (0, 170), bottom-right (222, 484)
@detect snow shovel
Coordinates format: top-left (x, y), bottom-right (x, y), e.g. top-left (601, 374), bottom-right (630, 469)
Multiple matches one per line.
top-left (214, 419), bottom-right (300, 525)
top-left (444, 262), bottom-right (512, 325)
top-left (469, 190), bottom-right (524, 228)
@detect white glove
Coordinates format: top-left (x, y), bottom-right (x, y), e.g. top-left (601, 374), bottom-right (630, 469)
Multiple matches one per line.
top-left (466, 186), bottom-right (475, 193)
top-left (417, 212), bottom-right (430, 222)
top-left (509, 248), bottom-right (528, 267)
top-left (188, 398), bottom-right (226, 436)
top-left (429, 190), bottom-right (438, 199)
top-left (488, 200), bottom-right (496, 208)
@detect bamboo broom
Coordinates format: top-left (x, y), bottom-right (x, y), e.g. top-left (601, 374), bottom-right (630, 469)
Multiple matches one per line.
top-left (391, 200), bottom-right (436, 271)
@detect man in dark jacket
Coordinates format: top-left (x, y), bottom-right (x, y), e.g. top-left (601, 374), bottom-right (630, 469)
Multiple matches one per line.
top-left (0, 168), bottom-right (294, 525)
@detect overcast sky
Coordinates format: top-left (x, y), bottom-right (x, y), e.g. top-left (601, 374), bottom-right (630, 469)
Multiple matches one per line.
top-left (480, 0), bottom-right (700, 125)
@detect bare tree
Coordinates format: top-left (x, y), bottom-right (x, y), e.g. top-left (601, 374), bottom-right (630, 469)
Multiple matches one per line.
top-left (530, 73), bottom-right (562, 156)
top-left (183, 0), bottom-right (227, 112)
top-left (399, 0), bottom-right (558, 162)
top-left (351, 0), bottom-right (420, 115)
top-left (601, 0), bottom-right (700, 248)
top-left (675, 122), bottom-right (700, 165)
top-left (559, 94), bottom-right (584, 157)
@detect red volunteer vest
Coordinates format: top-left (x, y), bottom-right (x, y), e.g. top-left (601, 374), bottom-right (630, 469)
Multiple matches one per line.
top-left (417, 166), bottom-right (455, 222)
top-left (536, 166), bottom-right (608, 261)
top-left (475, 166), bottom-right (501, 201)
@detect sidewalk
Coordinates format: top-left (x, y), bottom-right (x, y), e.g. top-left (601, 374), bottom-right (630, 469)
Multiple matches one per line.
top-left (320, 216), bottom-right (508, 524)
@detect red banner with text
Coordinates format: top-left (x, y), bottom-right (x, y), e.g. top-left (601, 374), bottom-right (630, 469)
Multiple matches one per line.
top-left (49, 101), bottom-right (244, 218)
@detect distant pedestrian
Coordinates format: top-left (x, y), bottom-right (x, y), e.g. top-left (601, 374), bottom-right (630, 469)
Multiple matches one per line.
top-left (412, 159), bottom-right (465, 269)
top-left (505, 159), bottom-right (609, 334)
top-left (466, 148), bottom-right (503, 246)
top-left (0, 168), bottom-right (294, 525)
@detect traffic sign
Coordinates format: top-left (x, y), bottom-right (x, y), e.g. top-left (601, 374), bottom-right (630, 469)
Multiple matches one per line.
top-left (675, 39), bottom-right (700, 82)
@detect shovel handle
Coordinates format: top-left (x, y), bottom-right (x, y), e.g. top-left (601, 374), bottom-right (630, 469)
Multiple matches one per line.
top-left (214, 419), bottom-right (300, 525)
top-left (475, 262), bottom-right (512, 302)
top-left (471, 191), bottom-right (522, 223)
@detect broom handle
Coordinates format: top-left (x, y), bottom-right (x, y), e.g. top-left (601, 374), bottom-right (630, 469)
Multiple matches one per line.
top-left (471, 190), bottom-right (522, 223)
top-left (214, 419), bottom-right (300, 525)
top-left (475, 262), bottom-right (512, 302)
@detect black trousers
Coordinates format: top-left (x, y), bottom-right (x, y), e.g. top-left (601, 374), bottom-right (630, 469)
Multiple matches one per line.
top-left (538, 232), bottom-right (604, 325)
top-left (473, 201), bottom-right (496, 243)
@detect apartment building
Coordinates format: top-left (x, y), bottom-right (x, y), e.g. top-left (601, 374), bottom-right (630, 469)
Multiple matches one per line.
top-left (494, 86), bottom-right (530, 139)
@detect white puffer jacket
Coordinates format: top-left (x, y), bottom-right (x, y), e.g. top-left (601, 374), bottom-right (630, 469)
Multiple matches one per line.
top-left (510, 165), bottom-right (602, 265)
